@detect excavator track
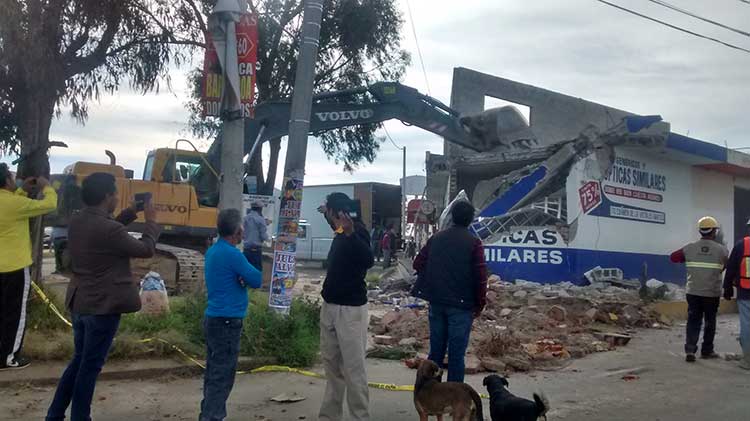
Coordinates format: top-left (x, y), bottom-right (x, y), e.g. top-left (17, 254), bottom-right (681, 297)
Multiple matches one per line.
top-left (155, 244), bottom-right (205, 294)
top-left (131, 242), bottom-right (205, 295)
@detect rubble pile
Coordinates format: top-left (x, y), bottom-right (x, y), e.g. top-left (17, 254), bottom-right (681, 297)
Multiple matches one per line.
top-left (367, 274), bottom-right (680, 373)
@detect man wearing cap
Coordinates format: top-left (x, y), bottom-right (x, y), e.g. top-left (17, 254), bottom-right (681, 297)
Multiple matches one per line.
top-left (723, 218), bottom-right (750, 370)
top-left (242, 200), bottom-right (268, 272)
top-left (318, 192), bottom-right (374, 421)
top-left (670, 216), bottom-right (728, 362)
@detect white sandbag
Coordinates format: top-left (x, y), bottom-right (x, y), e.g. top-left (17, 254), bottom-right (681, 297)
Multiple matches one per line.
top-left (139, 271), bottom-right (170, 315)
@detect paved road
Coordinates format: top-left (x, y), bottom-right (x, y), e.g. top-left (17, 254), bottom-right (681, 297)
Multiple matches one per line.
top-left (3, 315), bottom-right (750, 420)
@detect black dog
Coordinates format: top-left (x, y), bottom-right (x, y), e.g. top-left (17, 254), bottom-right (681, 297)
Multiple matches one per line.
top-left (483, 375), bottom-right (549, 421)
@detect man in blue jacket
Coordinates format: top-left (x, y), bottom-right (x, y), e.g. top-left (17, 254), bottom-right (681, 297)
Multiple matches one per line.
top-left (200, 209), bottom-right (262, 421)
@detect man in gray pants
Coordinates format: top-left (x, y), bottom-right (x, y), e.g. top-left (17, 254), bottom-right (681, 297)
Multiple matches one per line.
top-left (318, 193), bottom-right (374, 421)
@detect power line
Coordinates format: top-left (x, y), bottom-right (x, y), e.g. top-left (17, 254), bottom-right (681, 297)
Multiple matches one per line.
top-left (596, 0), bottom-right (750, 54)
top-left (404, 0), bottom-right (432, 96)
top-left (646, 0), bottom-right (750, 38)
top-left (383, 125), bottom-right (403, 150)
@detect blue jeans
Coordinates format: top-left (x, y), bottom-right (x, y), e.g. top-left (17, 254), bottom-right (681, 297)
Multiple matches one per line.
top-left (427, 303), bottom-right (474, 382)
top-left (46, 313), bottom-right (121, 421)
top-left (739, 300), bottom-right (750, 356)
top-left (243, 246), bottom-right (263, 272)
top-left (200, 316), bottom-right (243, 421)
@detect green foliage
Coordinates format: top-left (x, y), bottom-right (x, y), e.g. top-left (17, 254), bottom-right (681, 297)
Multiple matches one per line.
top-left (186, 0), bottom-right (410, 181)
top-left (0, 0), bottom-right (207, 170)
top-left (241, 293), bottom-right (321, 367)
top-left (26, 290), bottom-right (321, 367)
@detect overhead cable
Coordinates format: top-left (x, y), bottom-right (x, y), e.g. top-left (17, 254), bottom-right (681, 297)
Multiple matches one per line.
top-left (596, 0), bottom-right (750, 54)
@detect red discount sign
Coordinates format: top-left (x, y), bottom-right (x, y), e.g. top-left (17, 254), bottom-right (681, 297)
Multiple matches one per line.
top-left (579, 181), bottom-right (602, 214)
top-left (202, 12), bottom-right (258, 118)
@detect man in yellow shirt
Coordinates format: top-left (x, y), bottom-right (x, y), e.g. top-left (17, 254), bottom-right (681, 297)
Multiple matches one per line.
top-left (0, 163), bottom-right (57, 370)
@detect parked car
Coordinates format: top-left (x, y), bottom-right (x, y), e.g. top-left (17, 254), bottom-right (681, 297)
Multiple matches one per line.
top-left (43, 226), bottom-right (52, 250)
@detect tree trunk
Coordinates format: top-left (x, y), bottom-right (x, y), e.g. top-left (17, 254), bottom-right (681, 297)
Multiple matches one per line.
top-left (261, 138), bottom-right (282, 195)
top-left (16, 94), bottom-right (57, 283)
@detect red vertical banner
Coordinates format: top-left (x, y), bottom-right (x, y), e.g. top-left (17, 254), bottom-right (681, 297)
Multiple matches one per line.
top-left (201, 12), bottom-right (258, 118)
top-left (202, 31), bottom-right (222, 117)
top-left (235, 13), bottom-right (258, 118)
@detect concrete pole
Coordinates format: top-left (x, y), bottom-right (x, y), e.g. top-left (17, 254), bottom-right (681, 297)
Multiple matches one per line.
top-left (282, 0), bottom-right (323, 174)
top-left (219, 119), bottom-right (245, 212)
top-left (402, 146), bottom-right (407, 246)
top-left (217, 4), bottom-right (245, 213)
top-left (269, 0), bottom-right (324, 314)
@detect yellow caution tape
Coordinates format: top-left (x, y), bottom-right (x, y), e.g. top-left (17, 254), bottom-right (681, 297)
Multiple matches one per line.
top-left (31, 281), bottom-right (72, 327)
top-left (249, 365), bottom-right (490, 398)
top-left (137, 338), bottom-right (206, 369)
top-left (32, 282), bottom-right (489, 398)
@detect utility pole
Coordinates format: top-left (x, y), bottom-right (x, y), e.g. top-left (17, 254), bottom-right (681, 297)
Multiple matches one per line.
top-left (402, 146), bottom-right (407, 245)
top-left (211, 0), bottom-right (247, 213)
top-left (269, 0), bottom-right (325, 314)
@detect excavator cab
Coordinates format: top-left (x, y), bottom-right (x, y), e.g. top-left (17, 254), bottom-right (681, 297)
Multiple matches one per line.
top-left (143, 145), bottom-right (220, 207)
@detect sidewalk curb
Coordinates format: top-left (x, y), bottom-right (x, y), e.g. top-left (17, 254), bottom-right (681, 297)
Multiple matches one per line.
top-left (0, 357), bottom-right (276, 388)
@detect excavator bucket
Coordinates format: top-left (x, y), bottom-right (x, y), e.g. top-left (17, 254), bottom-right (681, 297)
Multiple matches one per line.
top-left (460, 106), bottom-right (538, 151)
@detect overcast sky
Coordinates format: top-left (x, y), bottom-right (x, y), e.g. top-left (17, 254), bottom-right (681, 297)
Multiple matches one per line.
top-left (3, 0), bottom-right (750, 187)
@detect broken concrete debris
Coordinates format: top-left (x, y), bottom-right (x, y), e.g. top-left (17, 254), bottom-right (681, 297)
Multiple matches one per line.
top-left (366, 275), bottom-right (681, 373)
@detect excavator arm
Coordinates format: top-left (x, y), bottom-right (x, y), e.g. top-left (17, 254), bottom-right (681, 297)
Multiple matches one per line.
top-left (204, 81), bottom-right (516, 169)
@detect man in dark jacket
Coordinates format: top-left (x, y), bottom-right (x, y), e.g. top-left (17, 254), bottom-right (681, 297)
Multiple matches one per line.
top-left (412, 201), bottom-right (488, 382)
top-left (319, 192), bottom-right (374, 421)
top-left (723, 218), bottom-right (750, 370)
top-left (46, 173), bottom-right (161, 421)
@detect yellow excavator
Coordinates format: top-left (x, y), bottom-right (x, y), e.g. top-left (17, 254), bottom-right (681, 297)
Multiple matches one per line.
top-left (49, 81), bottom-right (523, 293)
top-left (51, 142), bottom-right (219, 293)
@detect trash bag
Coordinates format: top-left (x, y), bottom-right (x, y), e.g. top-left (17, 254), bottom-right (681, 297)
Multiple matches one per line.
top-left (139, 271), bottom-right (170, 315)
top-left (438, 190), bottom-right (471, 231)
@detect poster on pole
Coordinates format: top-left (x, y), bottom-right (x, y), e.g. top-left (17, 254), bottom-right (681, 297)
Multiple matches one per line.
top-left (202, 12), bottom-right (258, 117)
top-left (269, 176), bottom-right (305, 311)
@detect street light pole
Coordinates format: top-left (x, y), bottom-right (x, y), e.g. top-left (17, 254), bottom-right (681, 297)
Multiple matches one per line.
top-left (269, 0), bottom-right (325, 314)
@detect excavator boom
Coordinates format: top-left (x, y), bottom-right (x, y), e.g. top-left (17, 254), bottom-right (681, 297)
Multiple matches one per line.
top-left (204, 82), bottom-right (513, 170)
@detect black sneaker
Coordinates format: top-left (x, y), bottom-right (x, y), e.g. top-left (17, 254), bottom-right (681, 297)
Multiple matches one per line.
top-left (0, 356), bottom-right (30, 370)
top-left (701, 352), bottom-right (720, 360)
top-left (686, 354), bottom-right (696, 363)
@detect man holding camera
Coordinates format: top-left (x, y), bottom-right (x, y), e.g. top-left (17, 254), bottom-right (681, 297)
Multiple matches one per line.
top-left (318, 192), bottom-right (374, 421)
top-left (46, 173), bottom-right (161, 421)
top-left (0, 163), bottom-right (58, 370)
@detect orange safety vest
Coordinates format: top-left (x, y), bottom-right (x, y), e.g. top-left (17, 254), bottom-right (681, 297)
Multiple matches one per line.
top-left (740, 237), bottom-right (750, 290)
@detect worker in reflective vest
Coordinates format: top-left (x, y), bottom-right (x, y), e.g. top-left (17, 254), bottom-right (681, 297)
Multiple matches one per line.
top-left (723, 218), bottom-right (750, 370)
top-left (670, 216), bottom-right (728, 363)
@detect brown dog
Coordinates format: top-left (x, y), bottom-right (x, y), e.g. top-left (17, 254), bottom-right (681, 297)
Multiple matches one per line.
top-left (414, 359), bottom-right (484, 421)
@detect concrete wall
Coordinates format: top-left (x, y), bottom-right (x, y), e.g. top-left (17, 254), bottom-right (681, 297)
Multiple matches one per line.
top-left (447, 67), bottom-right (633, 159)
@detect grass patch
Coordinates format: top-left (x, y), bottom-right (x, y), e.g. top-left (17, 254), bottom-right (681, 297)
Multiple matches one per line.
top-left (242, 294), bottom-right (321, 367)
top-left (26, 285), bottom-right (321, 367)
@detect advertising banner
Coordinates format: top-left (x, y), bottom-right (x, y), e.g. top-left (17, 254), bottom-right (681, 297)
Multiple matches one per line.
top-left (584, 155), bottom-right (668, 224)
top-left (202, 12), bottom-right (258, 117)
top-left (269, 176), bottom-right (305, 310)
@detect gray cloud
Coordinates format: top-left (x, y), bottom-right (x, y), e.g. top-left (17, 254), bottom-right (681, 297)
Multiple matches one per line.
top-left (4, 0), bottom-right (749, 184)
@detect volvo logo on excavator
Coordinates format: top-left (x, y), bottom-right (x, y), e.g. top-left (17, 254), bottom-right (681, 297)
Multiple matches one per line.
top-left (315, 109), bottom-right (375, 122)
top-left (154, 204), bottom-right (188, 214)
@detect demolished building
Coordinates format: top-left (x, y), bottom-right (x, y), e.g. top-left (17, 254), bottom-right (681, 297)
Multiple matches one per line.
top-left (427, 68), bottom-right (750, 284)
